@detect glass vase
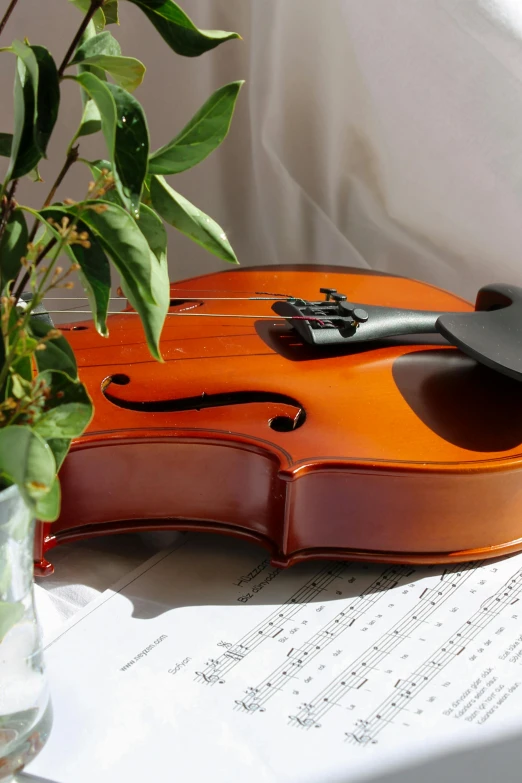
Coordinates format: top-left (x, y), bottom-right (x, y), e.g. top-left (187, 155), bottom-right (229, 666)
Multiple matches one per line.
top-left (0, 485), bottom-right (52, 781)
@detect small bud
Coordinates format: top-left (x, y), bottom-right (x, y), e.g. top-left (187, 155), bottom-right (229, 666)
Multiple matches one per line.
top-left (63, 282), bottom-right (75, 289)
top-left (36, 343), bottom-right (47, 351)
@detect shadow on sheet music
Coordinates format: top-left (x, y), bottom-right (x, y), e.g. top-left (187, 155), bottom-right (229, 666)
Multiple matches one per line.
top-left (356, 721), bottom-right (522, 783)
top-left (88, 532), bottom-right (452, 621)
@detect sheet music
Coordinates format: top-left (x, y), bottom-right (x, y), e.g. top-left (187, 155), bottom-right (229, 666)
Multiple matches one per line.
top-left (26, 534), bottom-right (522, 783)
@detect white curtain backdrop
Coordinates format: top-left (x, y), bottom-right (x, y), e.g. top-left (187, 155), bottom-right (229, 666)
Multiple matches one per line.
top-left (3, 0), bottom-right (522, 302)
top-left (175, 0), bottom-right (522, 301)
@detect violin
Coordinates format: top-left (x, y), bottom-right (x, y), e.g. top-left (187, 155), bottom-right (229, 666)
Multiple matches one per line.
top-left (33, 265), bottom-right (522, 575)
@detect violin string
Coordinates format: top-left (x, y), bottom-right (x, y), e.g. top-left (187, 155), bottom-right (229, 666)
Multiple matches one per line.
top-left (42, 309), bottom-right (333, 325)
top-left (42, 296), bottom-right (285, 302)
top-left (168, 288), bottom-right (293, 298)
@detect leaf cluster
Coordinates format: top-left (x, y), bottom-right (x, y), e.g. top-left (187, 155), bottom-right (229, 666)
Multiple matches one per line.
top-left (0, 0), bottom-right (243, 525)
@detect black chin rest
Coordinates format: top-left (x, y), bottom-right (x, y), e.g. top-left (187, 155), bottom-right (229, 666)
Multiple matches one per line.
top-left (437, 284), bottom-right (522, 381)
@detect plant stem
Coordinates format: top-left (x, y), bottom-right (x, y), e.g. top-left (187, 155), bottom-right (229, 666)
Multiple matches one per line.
top-left (26, 145), bottom-right (80, 245)
top-left (0, 0), bottom-right (19, 40)
top-left (43, 145), bottom-right (80, 210)
top-left (12, 238), bottom-right (57, 302)
top-left (58, 0), bottom-right (105, 78)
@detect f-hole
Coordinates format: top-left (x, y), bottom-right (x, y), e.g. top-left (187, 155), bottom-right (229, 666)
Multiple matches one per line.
top-left (101, 374), bottom-right (306, 430)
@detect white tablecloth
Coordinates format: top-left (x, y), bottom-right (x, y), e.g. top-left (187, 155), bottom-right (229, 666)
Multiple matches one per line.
top-left (33, 532), bottom-right (182, 648)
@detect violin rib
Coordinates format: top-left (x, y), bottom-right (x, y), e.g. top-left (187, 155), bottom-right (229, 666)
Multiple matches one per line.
top-left (34, 266), bottom-right (522, 575)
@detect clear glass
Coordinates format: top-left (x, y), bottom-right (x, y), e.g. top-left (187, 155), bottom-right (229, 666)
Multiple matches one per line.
top-left (0, 485), bottom-right (52, 781)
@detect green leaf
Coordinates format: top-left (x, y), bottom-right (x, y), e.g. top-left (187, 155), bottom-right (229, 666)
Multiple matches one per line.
top-left (78, 162), bottom-right (169, 344)
top-left (0, 426), bottom-right (56, 509)
top-left (0, 133), bottom-right (12, 157)
top-left (72, 20), bottom-right (104, 139)
top-left (26, 164), bottom-right (43, 182)
top-left (4, 42), bottom-right (60, 182)
top-left (133, 203), bottom-right (170, 348)
top-left (126, 0), bottom-right (240, 57)
top-left (72, 72), bottom-right (149, 216)
top-left (74, 54), bottom-right (145, 92)
top-left (42, 202), bottom-right (153, 302)
top-left (69, 0), bottom-right (106, 32)
top-left (42, 201), bottom-right (166, 359)
top-left (107, 82), bottom-right (149, 209)
top-left (35, 477), bottom-right (60, 522)
top-left (149, 81), bottom-right (243, 175)
top-left (4, 41), bottom-right (38, 184)
top-left (0, 210), bottom-right (28, 292)
top-left (137, 203), bottom-right (167, 265)
top-left (28, 46), bottom-right (60, 156)
top-left (71, 31), bottom-right (122, 61)
top-left (105, 0), bottom-right (120, 25)
top-left (142, 174), bottom-right (152, 205)
top-left (0, 601), bottom-right (24, 642)
top-left (37, 207), bottom-right (112, 337)
top-left (70, 225), bottom-right (112, 337)
top-left (28, 317), bottom-right (78, 378)
top-left (70, 30), bottom-right (144, 92)
top-left (47, 438), bottom-right (71, 473)
top-left (33, 370), bottom-right (93, 440)
top-left (76, 99), bottom-right (102, 138)
top-left (150, 175), bottom-right (238, 264)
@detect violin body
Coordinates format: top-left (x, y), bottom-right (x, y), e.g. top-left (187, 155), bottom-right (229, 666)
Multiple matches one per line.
top-left (34, 265), bottom-right (522, 574)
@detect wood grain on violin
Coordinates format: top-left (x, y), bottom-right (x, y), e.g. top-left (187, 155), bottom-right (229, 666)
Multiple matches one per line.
top-left (34, 266), bottom-right (522, 574)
